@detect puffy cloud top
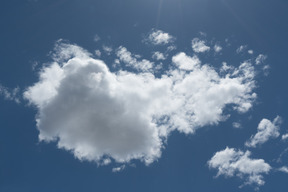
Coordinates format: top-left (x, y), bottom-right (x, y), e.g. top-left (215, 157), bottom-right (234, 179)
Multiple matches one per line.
top-left (146, 29), bottom-right (175, 45)
top-left (24, 40), bottom-right (258, 165)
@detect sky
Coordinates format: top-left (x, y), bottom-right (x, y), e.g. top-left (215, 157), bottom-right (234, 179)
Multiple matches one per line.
top-left (1, 0), bottom-right (288, 191)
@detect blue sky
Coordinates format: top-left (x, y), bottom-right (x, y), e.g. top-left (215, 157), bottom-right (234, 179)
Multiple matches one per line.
top-left (1, 0), bottom-right (288, 191)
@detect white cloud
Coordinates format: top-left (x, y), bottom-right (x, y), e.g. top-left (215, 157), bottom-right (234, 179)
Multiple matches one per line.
top-left (208, 147), bottom-right (271, 187)
top-left (232, 122), bottom-right (242, 129)
top-left (112, 165), bottom-right (126, 172)
top-left (116, 46), bottom-right (154, 72)
top-left (102, 45), bottom-right (113, 55)
top-left (146, 29), bottom-right (174, 45)
top-left (245, 116), bottom-right (282, 148)
top-left (236, 45), bottom-right (247, 54)
top-left (248, 50), bottom-right (254, 55)
top-left (255, 54), bottom-right (267, 65)
top-left (152, 52), bottom-right (166, 60)
top-left (95, 50), bottom-right (101, 57)
top-left (24, 41), bottom-right (258, 165)
top-left (279, 166), bottom-right (288, 173)
top-left (282, 134), bottom-right (288, 141)
top-left (214, 44), bottom-right (222, 53)
top-left (192, 38), bottom-right (210, 53)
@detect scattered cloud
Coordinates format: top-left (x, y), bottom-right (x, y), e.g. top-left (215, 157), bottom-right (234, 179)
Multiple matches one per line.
top-left (24, 37), bottom-right (259, 166)
top-left (102, 45), bottom-right (113, 55)
top-left (145, 29), bottom-right (175, 45)
top-left (278, 166), bottom-right (288, 174)
top-left (236, 45), bottom-right (247, 54)
top-left (255, 54), bottom-right (267, 65)
top-left (152, 52), bottom-right (166, 60)
top-left (167, 45), bottom-right (177, 52)
top-left (208, 147), bottom-right (271, 188)
top-left (191, 38), bottom-right (210, 53)
top-left (245, 116), bottom-right (282, 148)
top-left (0, 84), bottom-right (21, 103)
top-left (232, 122), bottom-right (242, 129)
top-left (282, 134), bottom-right (288, 141)
top-left (214, 44), bottom-right (222, 53)
top-left (112, 165), bottom-right (126, 172)
top-left (116, 46), bottom-right (154, 72)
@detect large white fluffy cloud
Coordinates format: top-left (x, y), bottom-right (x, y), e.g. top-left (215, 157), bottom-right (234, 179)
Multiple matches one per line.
top-left (245, 116), bottom-right (282, 148)
top-left (208, 147), bottom-right (271, 187)
top-left (24, 40), bottom-right (258, 165)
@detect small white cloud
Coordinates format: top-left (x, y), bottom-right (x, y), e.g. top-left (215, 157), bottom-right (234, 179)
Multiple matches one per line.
top-left (255, 54), bottom-right (267, 65)
top-left (248, 50), bottom-right (254, 55)
top-left (236, 45), bottom-right (247, 54)
top-left (214, 44), bottom-right (222, 53)
top-left (282, 134), bottom-right (288, 141)
top-left (102, 45), bottom-right (113, 55)
top-left (146, 29), bottom-right (174, 45)
top-left (245, 116), bottom-right (282, 148)
top-left (278, 166), bottom-right (288, 174)
top-left (112, 165), bottom-right (126, 172)
top-left (95, 50), bottom-right (101, 57)
top-left (116, 46), bottom-right (154, 72)
top-left (208, 147), bottom-right (271, 188)
top-left (232, 122), bottom-right (242, 129)
top-left (152, 52), bottom-right (166, 60)
top-left (191, 38), bottom-right (210, 53)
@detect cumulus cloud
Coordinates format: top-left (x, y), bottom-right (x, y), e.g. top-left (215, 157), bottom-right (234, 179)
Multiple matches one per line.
top-left (145, 29), bottom-right (174, 45)
top-left (24, 39), bottom-right (258, 165)
top-left (191, 38), bottom-right (210, 53)
top-left (152, 52), bottom-right (166, 60)
top-left (116, 46), bottom-right (154, 72)
top-left (208, 147), bottom-right (271, 188)
top-left (248, 50), bottom-right (254, 55)
top-left (245, 116), bottom-right (282, 148)
top-left (95, 50), bottom-right (101, 57)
